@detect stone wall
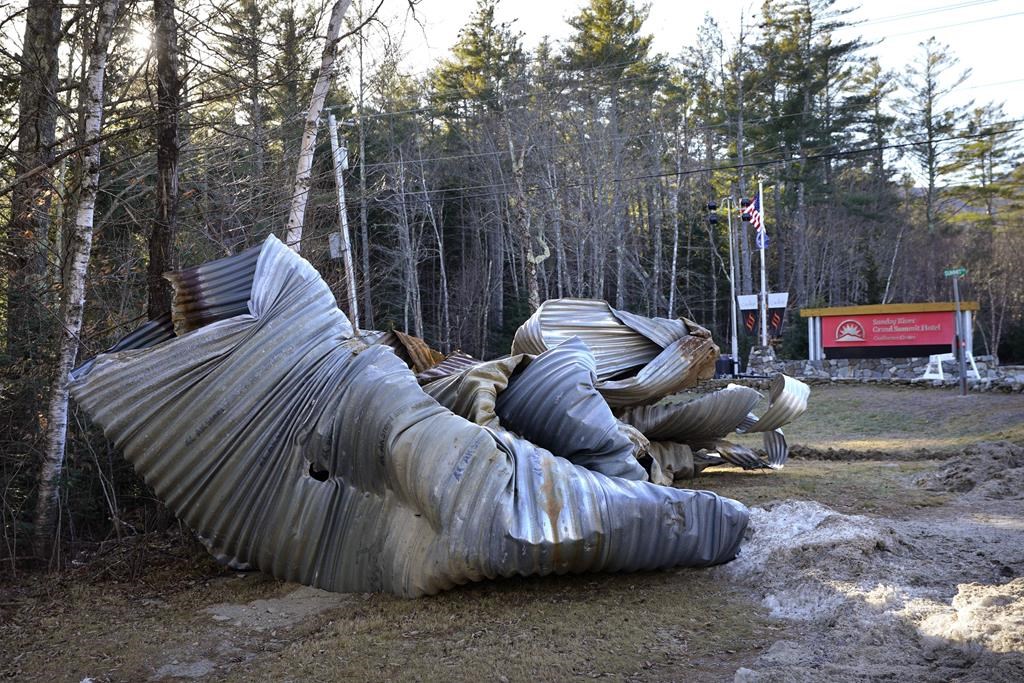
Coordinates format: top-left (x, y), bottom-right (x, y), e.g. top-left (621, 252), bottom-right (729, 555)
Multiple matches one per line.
top-left (739, 346), bottom-right (1024, 392)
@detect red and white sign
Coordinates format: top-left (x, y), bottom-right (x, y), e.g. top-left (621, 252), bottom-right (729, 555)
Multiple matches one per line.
top-left (822, 311), bottom-right (955, 348)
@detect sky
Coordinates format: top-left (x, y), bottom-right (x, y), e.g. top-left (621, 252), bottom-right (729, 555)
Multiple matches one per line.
top-left (375, 0), bottom-right (1024, 119)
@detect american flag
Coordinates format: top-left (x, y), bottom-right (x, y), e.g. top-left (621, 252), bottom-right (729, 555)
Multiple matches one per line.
top-left (743, 195), bottom-right (764, 233)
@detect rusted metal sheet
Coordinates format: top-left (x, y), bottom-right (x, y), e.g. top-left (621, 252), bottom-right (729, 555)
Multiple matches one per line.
top-left (70, 236), bottom-right (749, 597)
top-left (165, 245), bottom-right (262, 336)
top-left (415, 351), bottom-right (480, 385)
top-left (511, 299), bottom-right (719, 407)
top-left (360, 329), bottom-right (445, 374)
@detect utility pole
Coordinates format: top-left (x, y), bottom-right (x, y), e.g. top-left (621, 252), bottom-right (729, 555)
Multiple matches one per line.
top-left (328, 111), bottom-right (359, 330)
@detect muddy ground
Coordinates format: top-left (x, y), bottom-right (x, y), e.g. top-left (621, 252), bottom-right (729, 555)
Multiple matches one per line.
top-left (2, 383), bottom-right (1023, 682)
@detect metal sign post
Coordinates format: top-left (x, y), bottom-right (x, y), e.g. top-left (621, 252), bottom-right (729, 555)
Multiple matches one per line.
top-left (944, 267), bottom-right (968, 396)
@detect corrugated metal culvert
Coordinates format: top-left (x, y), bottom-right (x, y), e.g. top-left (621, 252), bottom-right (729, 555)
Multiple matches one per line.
top-left (70, 235), bottom-right (808, 597)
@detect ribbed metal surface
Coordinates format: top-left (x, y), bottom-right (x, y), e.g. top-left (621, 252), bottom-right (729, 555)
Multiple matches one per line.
top-left (70, 236), bottom-right (748, 597)
top-left (511, 299), bottom-right (720, 407)
top-left (166, 245), bottom-right (262, 336)
top-left (619, 385), bottom-right (762, 442)
top-left (736, 375), bottom-right (811, 468)
top-left (740, 375), bottom-right (811, 433)
top-left (422, 338), bottom-right (646, 480)
top-left (512, 299), bottom-right (662, 378)
top-left (698, 439), bottom-right (766, 470)
top-left (646, 441), bottom-right (694, 484)
top-left (493, 338), bottom-right (647, 481)
top-left (620, 377), bottom-right (809, 473)
top-left (421, 355), bottom-right (522, 428)
top-left (71, 313), bottom-right (175, 381)
top-left (415, 351), bottom-right (480, 385)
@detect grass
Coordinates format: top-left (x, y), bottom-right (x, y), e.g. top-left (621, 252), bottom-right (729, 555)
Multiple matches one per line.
top-left (691, 460), bottom-right (949, 515)
top-left (740, 383), bottom-right (1024, 454)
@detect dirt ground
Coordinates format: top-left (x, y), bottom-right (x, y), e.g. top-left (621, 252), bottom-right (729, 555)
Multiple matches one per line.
top-left (2, 383), bottom-right (1023, 682)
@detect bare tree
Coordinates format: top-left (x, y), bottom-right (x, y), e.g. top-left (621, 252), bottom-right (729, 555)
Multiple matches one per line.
top-left (148, 0), bottom-right (181, 318)
top-left (5, 0), bottom-right (62, 361)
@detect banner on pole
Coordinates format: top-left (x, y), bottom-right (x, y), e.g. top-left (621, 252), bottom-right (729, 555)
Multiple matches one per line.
top-left (738, 293), bottom-right (788, 338)
top-left (768, 308), bottom-right (785, 338)
top-left (737, 295), bottom-right (759, 336)
top-left (767, 292), bottom-right (788, 338)
top-left (737, 295), bottom-right (759, 310)
top-left (743, 310), bottom-right (759, 336)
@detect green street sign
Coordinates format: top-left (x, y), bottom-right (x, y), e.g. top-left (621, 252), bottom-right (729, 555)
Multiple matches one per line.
top-left (944, 267), bottom-right (967, 278)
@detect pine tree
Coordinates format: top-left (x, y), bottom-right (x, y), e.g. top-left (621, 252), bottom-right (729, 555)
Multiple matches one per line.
top-left (896, 37), bottom-right (972, 235)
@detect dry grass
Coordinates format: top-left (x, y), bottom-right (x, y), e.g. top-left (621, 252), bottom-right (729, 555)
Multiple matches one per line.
top-left (739, 383), bottom-right (1024, 455)
top-left (2, 555), bottom-right (776, 682)
top-left (692, 460), bottom-right (949, 515)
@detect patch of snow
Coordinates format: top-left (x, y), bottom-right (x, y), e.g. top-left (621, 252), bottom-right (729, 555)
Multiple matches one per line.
top-left (723, 496), bottom-right (1024, 682)
top-left (918, 579), bottom-right (1024, 654)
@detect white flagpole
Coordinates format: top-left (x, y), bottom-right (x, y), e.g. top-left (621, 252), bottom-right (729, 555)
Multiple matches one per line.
top-left (725, 197), bottom-right (739, 375)
top-left (758, 179), bottom-right (768, 347)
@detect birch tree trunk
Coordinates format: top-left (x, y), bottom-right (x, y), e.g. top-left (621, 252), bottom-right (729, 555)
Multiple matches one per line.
top-left (547, 162), bottom-right (566, 299)
top-left (428, 202), bottom-right (451, 352)
top-left (507, 131), bottom-right (541, 312)
top-left (668, 139), bottom-right (682, 318)
top-left (148, 0), bottom-right (180, 318)
top-left (34, 0), bottom-right (121, 562)
top-left (394, 153), bottom-right (423, 338)
top-left (283, 0), bottom-right (352, 252)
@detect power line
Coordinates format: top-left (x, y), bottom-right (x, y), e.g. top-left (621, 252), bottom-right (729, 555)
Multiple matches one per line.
top-left (886, 10), bottom-right (1024, 38)
top-left (303, 120), bottom-right (1024, 209)
top-left (849, 0), bottom-right (1001, 26)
